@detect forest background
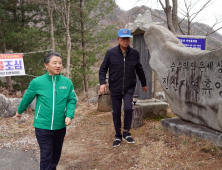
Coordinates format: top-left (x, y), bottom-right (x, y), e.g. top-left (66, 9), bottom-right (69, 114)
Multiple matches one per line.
top-left (1, 0), bottom-right (222, 95)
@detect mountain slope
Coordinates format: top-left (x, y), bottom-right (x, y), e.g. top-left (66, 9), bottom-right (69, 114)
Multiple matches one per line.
top-left (104, 5), bottom-right (222, 51)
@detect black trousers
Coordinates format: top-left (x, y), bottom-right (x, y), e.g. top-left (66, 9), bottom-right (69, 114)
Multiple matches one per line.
top-left (110, 88), bottom-right (134, 139)
top-left (35, 127), bottom-right (66, 170)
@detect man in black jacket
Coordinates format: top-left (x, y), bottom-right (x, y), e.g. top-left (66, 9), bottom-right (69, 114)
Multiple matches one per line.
top-left (99, 28), bottom-right (147, 147)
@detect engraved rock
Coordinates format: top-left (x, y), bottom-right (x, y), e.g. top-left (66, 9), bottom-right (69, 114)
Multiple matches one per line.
top-left (144, 25), bottom-right (222, 132)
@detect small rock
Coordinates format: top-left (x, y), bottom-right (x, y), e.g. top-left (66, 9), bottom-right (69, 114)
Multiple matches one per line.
top-left (18, 118), bottom-right (26, 124)
top-left (88, 97), bottom-right (98, 103)
top-left (156, 91), bottom-right (167, 102)
top-left (16, 91), bottom-right (22, 98)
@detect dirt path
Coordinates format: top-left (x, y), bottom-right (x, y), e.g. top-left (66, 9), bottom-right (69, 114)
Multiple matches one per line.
top-left (58, 105), bottom-right (222, 170)
top-left (1, 101), bottom-right (222, 170)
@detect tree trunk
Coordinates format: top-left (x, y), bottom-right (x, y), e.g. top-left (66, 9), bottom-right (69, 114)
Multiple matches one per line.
top-left (131, 106), bottom-right (143, 128)
top-left (48, 0), bottom-right (55, 51)
top-left (20, 76), bottom-right (26, 93)
top-left (165, 0), bottom-right (176, 34)
top-left (2, 43), bottom-right (13, 90)
top-left (5, 77), bottom-right (13, 90)
top-left (80, 0), bottom-right (88, 92)
top-left (65, 0), bottom-right (71, 78)
top-left (172, 0), bottom-right (178, 32)
top-left (66, 33), bottom-right (71, 78)
top-left (187, 17), bottom-right (191, 35)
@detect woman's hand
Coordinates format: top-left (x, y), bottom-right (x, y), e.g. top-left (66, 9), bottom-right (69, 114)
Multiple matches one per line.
top-left (65, 117), bottom-right (72, 126)
top-left (16, 111), bottom-right (22, 119)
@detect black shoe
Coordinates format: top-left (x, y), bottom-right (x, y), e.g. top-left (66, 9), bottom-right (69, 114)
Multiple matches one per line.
top-left (113, 138), bottom-right (121, 147)
top-left (123, 136), bottom-right (135, 143)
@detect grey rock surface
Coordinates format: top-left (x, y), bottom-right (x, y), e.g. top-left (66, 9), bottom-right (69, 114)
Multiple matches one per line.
top-left (125, 10), bottom-right (163, 35)
top-left (29, 97), bottom-right (36, 110)
top-left (144, 25), bottom-right (222, 132)
top-left (136, 99), bottom-right (168, 118)
top-left (88, 96), bottom-right (98, 104)
top-left (0, 148), bottom-right (39, 170)
top-left (156, 91), bottom-right (167, 102)
top-left (0, 94), bottom-right (22, 117)
top-left (161, 117), bottom-right (222, 146)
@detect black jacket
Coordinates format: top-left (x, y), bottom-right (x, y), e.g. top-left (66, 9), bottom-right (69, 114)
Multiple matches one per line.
top-left (99, 45), bottom-right (146, 93)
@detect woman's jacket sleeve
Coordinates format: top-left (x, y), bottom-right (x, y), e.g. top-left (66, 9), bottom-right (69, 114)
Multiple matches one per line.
top-left (17, 80), bottom-right (36, 114)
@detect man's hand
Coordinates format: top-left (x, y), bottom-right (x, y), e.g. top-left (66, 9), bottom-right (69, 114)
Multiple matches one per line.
top-left (100, 84), bottom-right (106, 95)
top-left (142, 86), bottom-right (147, 93)
top-left (65, 117), bottom-right (72, 126)
top-left (16, 111), bottom-right (22, 119)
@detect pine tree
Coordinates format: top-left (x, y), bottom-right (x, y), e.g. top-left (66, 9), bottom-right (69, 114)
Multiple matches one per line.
top-left (70, 0), bottom-right (117, 91)
top-left (0, 0), bottom-right (50, 91)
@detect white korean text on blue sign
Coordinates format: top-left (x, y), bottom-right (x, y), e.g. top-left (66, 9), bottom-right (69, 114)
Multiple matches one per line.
top-left (178, 37), bottom-right (206, 50)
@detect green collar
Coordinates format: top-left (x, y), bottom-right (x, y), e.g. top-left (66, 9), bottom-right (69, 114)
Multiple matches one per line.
top-left (46, 71), bottom-right (61, 81)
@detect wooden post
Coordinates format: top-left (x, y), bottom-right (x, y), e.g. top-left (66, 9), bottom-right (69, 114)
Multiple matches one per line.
top-left (131, 106), bottom-right (143, 128)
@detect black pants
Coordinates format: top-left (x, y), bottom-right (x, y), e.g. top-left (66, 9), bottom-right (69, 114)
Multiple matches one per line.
top-left (35, 127), bottom-right (66, 170)
top-left (110, 88), bottom-right (134, 139)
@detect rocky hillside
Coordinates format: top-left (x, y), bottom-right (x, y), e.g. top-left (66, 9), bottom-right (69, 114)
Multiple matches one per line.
top-left (104, 5), bottom-right (222, 51)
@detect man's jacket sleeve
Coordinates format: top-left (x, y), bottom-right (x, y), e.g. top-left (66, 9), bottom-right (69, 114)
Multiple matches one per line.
top-left (17, 80), bottom-right (36, 114)
top-left (66, 82), bottom-right (77, 120)
top-left (135, 58), bottom-right (147, 87)
top-left (99, 51), bottom-right (110, 85)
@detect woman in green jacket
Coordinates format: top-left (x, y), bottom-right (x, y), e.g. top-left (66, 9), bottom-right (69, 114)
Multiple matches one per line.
top-left (16, 52), bottom-right (77, 170)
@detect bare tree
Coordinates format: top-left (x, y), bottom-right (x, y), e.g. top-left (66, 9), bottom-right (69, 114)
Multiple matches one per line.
top-left (174, 0), bottom-right (222, 36)
top-left (1, 43), bottom-right (13, 91)
top-left (178, 0), bottom-right (215, 35)
top-left (79, 0), bottom-right (88, 92)
top-left (206, 17), bottom-right (222, 36)
top-left (47, 0), bottom-right (55, 51)
top-left (159, 0), bottom-right (178, 34)
top-left (155, 0), bottom-right (222, 36)
top-left (55, 0), bottom-right (71, 78)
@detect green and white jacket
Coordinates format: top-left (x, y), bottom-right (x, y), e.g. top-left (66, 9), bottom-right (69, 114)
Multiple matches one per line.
top-left (17, 71), bottom-right (77, 130)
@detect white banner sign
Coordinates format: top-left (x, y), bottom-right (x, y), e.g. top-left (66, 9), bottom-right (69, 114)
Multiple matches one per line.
top-left (0, 53), bottom-right (26, 77)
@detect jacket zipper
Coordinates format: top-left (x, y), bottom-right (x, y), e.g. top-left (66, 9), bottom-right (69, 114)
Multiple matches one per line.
top-left (51, 76), bottom-right (56, 130)
top-left (122, 57), bottom-right (125, 95)
top-left (36, 105), bottom-right (41, 119)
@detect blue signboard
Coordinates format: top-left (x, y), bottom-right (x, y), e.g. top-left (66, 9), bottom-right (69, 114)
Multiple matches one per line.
top-left (177, 37), bottom-right (206, 50)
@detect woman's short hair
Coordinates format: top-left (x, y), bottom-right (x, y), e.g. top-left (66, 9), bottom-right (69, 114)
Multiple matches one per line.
top-left (44, 51), bottom-right (62, 64)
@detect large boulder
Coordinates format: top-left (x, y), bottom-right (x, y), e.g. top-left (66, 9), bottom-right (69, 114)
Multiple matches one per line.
top-left (0, 94), bottom-right (22, 117)
top-left (144, 25), bottom-right (222, 132)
